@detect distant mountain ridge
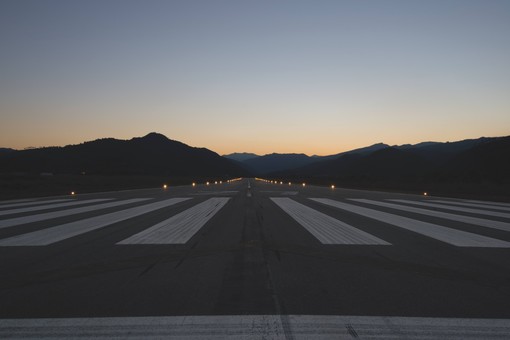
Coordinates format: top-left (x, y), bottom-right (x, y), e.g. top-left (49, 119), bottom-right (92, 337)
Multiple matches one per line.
top-left (267, 136), bottom-right (510, 198)
top-left (224, 137), bottom-right (507, 176)
top-left (0, 132), bottom-right (247, 178)
top-left (222, 152), bottom-right (259, 162)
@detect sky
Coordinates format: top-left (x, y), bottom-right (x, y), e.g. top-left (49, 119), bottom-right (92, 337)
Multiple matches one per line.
top-left (1, 0), bottom-right (509, 156)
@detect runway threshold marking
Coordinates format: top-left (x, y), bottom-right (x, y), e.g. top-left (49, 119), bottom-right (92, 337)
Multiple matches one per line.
top-left (0, 198), bottom-right (190, 246)
top-left (312, 198), bottom-right (510, 248)
top-left (389, 199), bottom-right (510, 219)
top-left (118, 197), bottom-right (230, 244)
top-left (0, 199), bottom-right (71, 210)
top-left (1, 315), bottom-right (509, 339)
top-left (350, 199), bottom-right (510, 232)
top-left (271, 197), bottom-right (390, 245)
top-left (0, 198), bottom-right (150, 230)
top-left (428, 199), bottom-right (510, 212)
top-left (465, 199), bottom-right (510, 207)
top-left (0, 198), bottom-right (112, 217)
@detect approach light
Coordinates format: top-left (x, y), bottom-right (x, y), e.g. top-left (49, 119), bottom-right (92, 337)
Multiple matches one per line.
top-left (331, 185), bottom-right (335, 189)
top-left (288, 182), bottom-right (291, 185)
top-left (215, 181), bottom-right (218, 184)
top-left (163, 184), bottom-right (168, 189)
top-left (71, 191), bottom-right (75, 195)
top-left (424, 192), bottom-right (428, 196)
top-left (302, 183), bottom-right (306, 187)
top-left (220, 181), bottom-right (222, 184)
top-left (192, 182), bottom-right (196, 187)
top-left (280, 181), bottom-right (283, 185)
top-left (206, 181), bottom-right (210, 185)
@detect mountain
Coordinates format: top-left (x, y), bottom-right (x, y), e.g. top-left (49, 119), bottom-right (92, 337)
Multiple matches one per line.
top-left (271, 136), bottom-right (510, 195)
top-left (0, 148), bottom-right (15, 155)
top-left (223, 152), bottom-right (259, 162)
top-left (233, 143), bottom-right (390, 175)
top-left (312, 143), bottom-right (390, 161)
top-left (0, 132), bottom-right (248, 178)
top-left (241, 153), bottom-right (316, 175)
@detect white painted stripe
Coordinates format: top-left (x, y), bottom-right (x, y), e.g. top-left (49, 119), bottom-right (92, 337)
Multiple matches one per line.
top-left (271, 197), bottom-right (389, 245)
top-left (0, 198), bottom-right (190, 246)
top-left (312, 198), bottom-right (510, 247)
top-left (0, 199), bottom-right (111, 217)
top-left (350, 198), bottom-right (510, 233)
top-left (119, 197), bottom-right (229, 244)
top-left (0, 198), bottom-right (36, 205)
top-left (0, 199), bottom-right (69, 209)
top-left (465, 199), bottom-right (510, 207)
top-left (1, 315), bottom-right (509, 339)
top-left (430, 199), bottom-right (510, 212)
top-left (0, 198), bottom-right (150, 230)
top-left (389, 199), bottom-right (510, 219)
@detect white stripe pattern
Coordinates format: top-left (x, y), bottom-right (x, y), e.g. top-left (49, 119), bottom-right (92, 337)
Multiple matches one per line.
top-left (0, 198), bottom-right (112, 217)
top-left (118, 197), bottom-right (230, 244)
top-left (271, 197), bottom-right (390, 245)
top-left (1, 315), bottom-right (509, 339)
top-left (0, 199), bottom-right (71, 210)
top-left (429, 199), bottom-right (510, 212)
top-left (0, 198), bottom-right (190, 246)
top-left (389, 199), bottom-right (510, 219)
top-left (311, 198), bottom-right (510, 247)
top-left (0, 198), bottom-right (150, 229)
top-left (350, 199), bottom-right (510, 232)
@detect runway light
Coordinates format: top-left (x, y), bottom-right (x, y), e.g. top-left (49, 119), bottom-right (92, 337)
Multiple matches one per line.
top-left (331, 185), bottom-right (335, 189)
top-left (70, 191), bottom-right (75, 195)
top-left (302, 183), bottom-right (306, 187)
top-left (280, 181), bottom-right (283, 185)
top-left (288, 182), bottom-right (291, 185)
top-left (220, 181), bottom-right (222, 184)
top-left (192, 182), bottom-right (196, 187)
top-left (215, 181), bottom-right (218, 184)
top-left (163, 184), bottom-right (168, 189)
top-left (206, 181), bottom-right (210, 185)
top-left (423, 192), bottom-right (428, 196)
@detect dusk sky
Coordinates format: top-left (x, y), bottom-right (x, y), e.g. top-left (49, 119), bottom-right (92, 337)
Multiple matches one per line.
top-left (1, 0), bottom-right (509, 155)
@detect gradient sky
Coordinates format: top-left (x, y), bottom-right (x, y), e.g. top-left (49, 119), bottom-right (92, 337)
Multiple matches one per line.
top-left (1, 0), bottom-right (509, 156)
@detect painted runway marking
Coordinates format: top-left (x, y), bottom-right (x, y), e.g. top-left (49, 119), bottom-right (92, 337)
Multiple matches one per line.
top-left (389, 199), bottom-right (510, 219)
top-left (0, 198), bottom-right (37, 205)
top-left (0, 198), bottom-right (150, 230)
top-left (0, 198), bottom-right (111, 217)
top-left (465, 199), bottom-right (510, 208)
top-left (429, 199), bottom-right (510, 212)
top-left (1, 315), bottom-right (509, 339)
top-left (0, 199), bottom-right (71, 210)
top-left (119, 197), bottom-right (230, 244)
top-left (350, 199), bottom-right (510, 233)
top-left (0, 198), bottom-right (190, 246)
top-left (312, 198), bottom-right (510, 247)
top-left (271, 197), bottom-right (389, 245)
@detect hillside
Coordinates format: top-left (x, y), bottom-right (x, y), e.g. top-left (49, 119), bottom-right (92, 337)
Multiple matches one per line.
top-left (0, 133), bottom-right (248, 178)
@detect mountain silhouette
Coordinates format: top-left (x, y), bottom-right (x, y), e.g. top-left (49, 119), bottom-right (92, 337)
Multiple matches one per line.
top-left (268, 136), bottom-right (510, 197)
top-left (0, 133), bottom-right (248, 178)
top-left (223, 152), bottom-right (260, 162)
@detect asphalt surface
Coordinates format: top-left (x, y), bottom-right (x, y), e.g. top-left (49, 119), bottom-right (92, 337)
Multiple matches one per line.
top-left (1, 178), bottom-right (510, 337)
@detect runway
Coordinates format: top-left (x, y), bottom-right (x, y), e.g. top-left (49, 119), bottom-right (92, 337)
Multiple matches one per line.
top-left (1, 178), bottom-right (509, 338)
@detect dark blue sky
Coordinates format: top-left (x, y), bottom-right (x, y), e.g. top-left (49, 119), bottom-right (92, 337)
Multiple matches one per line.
top-left (1, 0), bottom-right (509, 154)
